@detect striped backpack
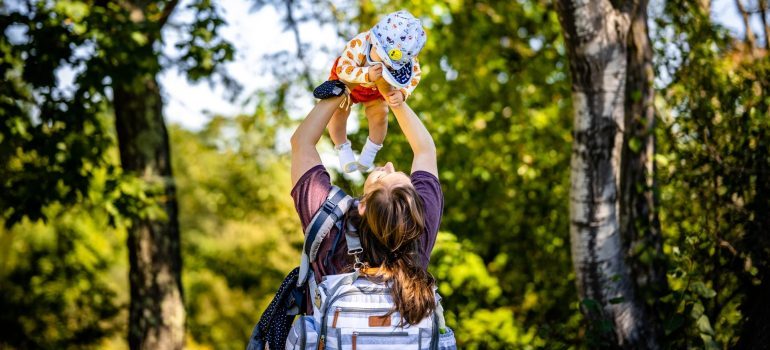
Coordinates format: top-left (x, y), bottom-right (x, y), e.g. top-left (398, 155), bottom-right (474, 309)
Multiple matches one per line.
top-left (284, 186), bottom-right (457, 350)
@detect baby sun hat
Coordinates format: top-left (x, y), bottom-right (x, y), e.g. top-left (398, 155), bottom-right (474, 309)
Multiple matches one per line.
top-left (369, 10), bottom-right (427, 89)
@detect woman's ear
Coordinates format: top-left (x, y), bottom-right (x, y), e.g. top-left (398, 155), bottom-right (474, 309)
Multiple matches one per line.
top-left (358, 201), bottom-right (366, 216)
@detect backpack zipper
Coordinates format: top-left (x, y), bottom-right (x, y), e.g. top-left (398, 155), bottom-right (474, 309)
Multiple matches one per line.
top-left (332, 307), bottom-right (393, 329)
top-left (319, 289), bottom-right (392, 347)
top-left (335, 307), bottom-right (392, 313)
top-left (352, 330), bottom-right (411, 350)
top-left (350, 331), bottom-right (410, 336)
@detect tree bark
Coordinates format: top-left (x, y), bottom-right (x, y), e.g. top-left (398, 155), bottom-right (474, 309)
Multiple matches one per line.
top-left (620, 0), bottom-right (667, 340)
top-left (101, 1), bottom-right (185, 348)
top-left (556, 0), bottom-right (660, 347)
top-left (114, 75), bottom-right (185, 350)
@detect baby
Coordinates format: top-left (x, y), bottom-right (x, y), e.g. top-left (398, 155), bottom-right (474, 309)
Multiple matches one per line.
top-left (315, 10), bottom-right (426, 173)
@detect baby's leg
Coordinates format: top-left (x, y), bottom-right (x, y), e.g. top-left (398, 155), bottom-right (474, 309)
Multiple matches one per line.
top-left (328, 107), bottom-right (352, 147)
top-left (363, 99), bottom-right (389, 144)
top-left (357, 100), bottom-right (389, 172)
top-left (328, 107), bottom-right (358, 173)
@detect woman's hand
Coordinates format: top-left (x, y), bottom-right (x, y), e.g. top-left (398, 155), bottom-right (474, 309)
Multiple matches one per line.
top-left (386, 90), bottom-right (405, 107)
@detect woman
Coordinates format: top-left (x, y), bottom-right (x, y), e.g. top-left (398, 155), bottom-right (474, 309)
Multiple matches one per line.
top-left (290, 93), bottom-right (443, 325)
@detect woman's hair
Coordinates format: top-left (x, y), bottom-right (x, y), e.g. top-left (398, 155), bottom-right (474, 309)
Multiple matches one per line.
top-left (356, 183), bottom-right (436, 325)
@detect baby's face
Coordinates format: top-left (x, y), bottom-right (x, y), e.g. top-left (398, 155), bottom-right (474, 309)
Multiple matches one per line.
top-left (369, 46), bottom-right (383, 63)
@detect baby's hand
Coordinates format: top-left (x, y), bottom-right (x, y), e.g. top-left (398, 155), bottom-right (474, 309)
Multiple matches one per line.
top-left (368, 64), bottom-right (383, 82)
top-left (386, 90), bottom-right (404, 107)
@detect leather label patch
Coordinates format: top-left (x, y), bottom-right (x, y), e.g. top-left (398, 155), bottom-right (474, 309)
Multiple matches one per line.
top-left (368, 315), bottom-right (391, 327)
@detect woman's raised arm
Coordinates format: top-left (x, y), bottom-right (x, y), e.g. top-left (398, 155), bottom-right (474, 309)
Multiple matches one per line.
top-left (389, 101), bottom-right (438, 177)
top-left (290, 96), bottom-right (345, 186)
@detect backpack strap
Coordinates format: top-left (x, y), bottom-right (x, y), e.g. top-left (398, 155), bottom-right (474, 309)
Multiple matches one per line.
top-left (298, 186), bottom-right (353, 287)
top-left (324, 205), bottom-right (361, 272)
top-left (345, 214), bottom-right (365, 269)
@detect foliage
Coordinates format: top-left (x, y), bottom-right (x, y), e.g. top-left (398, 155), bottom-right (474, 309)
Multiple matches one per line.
top-left (0, 0), bottom-right (235, 227)
top-left (1, 0), bottom-right (769, 348)
top-left (0, 189), bottom-right (126, 348)
top-left (1, 0), bottom-right (236, 347)
top-left (430, 232), bottom-right (547, 349)
top-left (652, 0), bottom-right (770, 347)
top-left (171, 109), bottom-right (303, 349)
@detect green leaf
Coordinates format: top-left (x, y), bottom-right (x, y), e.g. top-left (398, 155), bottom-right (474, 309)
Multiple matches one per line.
top-left (131, 32), bottom-right (148, 46)
top-left (55, 0), bottom-right (90, 21)
top-left (628, 137), bottom-right (642, 153)
top-left (581, 298), bottom-right (601, 313)
top-left (691, 302), bottom-right (705, 318)
top-left (691, 281), bottom-right (717, 299)
top-left (697, 315), bottom-right (715, 335)
top-left (699, 334), bottom-right (720, 350)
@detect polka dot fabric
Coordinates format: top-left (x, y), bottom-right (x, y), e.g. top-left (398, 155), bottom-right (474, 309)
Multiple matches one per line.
top-left (312, 80), bottom-right (347, 99)
top-left (246, 267), bottom-right (301, 350)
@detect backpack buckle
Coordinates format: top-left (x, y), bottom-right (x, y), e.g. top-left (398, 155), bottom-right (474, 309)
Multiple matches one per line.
top-left (322, 200), bottom-right (336, 214)
top-left (351, 250), bottom-right (366, 271)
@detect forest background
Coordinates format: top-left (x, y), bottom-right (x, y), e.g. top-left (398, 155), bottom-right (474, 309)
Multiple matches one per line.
top-left (1, 0), bottom-right (769, 348)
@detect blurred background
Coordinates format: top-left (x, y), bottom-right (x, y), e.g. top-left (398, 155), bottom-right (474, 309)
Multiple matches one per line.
top-left (1, 0), bottom-right (768, 349)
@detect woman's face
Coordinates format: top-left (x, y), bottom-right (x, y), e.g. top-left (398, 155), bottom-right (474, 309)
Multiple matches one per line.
top-left (360, 162), bottom-right (412, 214)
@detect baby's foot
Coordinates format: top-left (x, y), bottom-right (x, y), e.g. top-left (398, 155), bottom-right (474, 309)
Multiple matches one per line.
top-left (313, 80), bottom-right (347, 99)
top-left (313, 80), bottom-right (351, 110)
top-left (356, 138), bottom-right (383, 173)
top-left (336, 141), bottom-right (358, 173)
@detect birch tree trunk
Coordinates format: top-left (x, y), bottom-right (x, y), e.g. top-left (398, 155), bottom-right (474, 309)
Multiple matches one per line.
top-left (556, 0), bottom-right (660, 347)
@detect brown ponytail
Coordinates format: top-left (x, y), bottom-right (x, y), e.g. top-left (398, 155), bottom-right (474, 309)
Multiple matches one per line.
top-left (358, 184), bottom-right (436, 325)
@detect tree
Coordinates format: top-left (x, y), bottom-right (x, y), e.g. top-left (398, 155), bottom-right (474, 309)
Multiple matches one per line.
top-left (106, 3), bottom-right (187, 346)
top-left (620, 0), bottom-right (667, 337)
top-left (1, 0), bottom-right (233, 348)
top-left (555, 0), bottom-right (662, 346)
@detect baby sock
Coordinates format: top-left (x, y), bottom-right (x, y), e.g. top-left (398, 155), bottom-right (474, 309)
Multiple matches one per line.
top-left (336, 141), bottom-right (358, 173)
top-left (357, 138), bottom-right (383, 173)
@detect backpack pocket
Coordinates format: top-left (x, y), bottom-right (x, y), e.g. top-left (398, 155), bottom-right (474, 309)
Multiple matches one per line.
top-left (285, 316), bottom-right (318, 350)
top-left (335, 327), bottom-right (422, 350)
top-left (437, 327), bottom-right (457, 350)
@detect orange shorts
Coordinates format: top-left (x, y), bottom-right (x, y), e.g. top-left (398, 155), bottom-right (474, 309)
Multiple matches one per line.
top-left (328, 57), bottom-right (384, 104)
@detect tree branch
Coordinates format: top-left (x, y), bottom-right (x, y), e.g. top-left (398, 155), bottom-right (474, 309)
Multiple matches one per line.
top-left (760, 0), bottom-right (770, 50)
top-left (157, 0), bottom-right (180, 29)
top-left (284, 0), bottom-right (314, 91)
top-left (736, 0), bottom-right (757, 52)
